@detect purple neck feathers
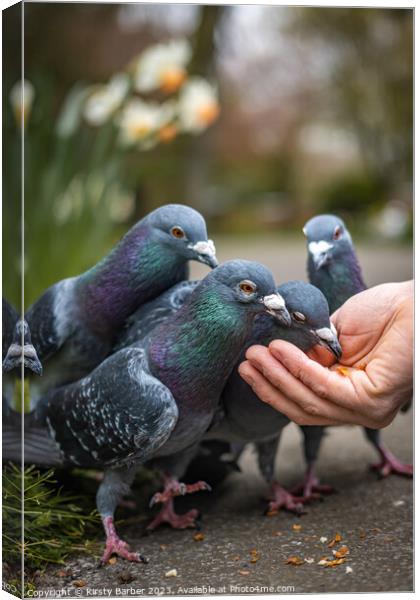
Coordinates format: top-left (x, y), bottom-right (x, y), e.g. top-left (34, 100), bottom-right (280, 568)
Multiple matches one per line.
top-left (76, 222), bottom-right (185, 337)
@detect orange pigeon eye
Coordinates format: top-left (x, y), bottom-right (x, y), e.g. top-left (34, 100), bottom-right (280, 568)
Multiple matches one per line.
top-left (239, 281), bottom-right (256, 294)
top-left (171, 226), bottom-right (186, 239)
top-left (332, 226), bottom-right (343, 241)
top-left (292, 311), bottom-right (306, 323)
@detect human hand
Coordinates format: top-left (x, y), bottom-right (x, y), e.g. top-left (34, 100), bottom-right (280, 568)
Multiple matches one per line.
top-left (238, 280), bottom-right (413, 429)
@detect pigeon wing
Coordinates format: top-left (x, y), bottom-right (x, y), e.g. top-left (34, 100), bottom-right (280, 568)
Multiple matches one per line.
top-left (43, 345), bottom-right (178, 469)
top-left (24, 281), bottom-right (74, 362)
top-left (115, 280), bottom-right (198, 349)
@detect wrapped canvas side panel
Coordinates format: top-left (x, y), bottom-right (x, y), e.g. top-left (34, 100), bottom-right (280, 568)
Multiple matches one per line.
top-left (3, 2), bottom-right (24, 598)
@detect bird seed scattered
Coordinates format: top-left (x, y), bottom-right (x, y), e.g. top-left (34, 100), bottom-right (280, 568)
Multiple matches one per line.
top-left (336, 366), bottom-right (350, 377)
top-left (165, 569), bottom-right (178, 578)
top-left (328, 533), bottom-right (342, 548)
top-left (285, 555), bottom-right (305, 566)
top-left (333, 546), bottom-right (349, 558)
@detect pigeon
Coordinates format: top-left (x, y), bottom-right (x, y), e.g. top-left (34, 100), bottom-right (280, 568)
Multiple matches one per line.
top-left (205, 280), bottom-right (341, 514)
top-left (118, 280), bottom-right (340, 523)
top-left (34, 260), bottom-right (291, 563)
top-left (304, 213), bottom-right (412, 478)
top-left (3, 299), bottom-right (43, 463)
top-left (23, 204), bottom-right (218, 406)
top-left (3, 317), bottom-right (43, 377)
top-left (114, 280), bottom-right (199, 351)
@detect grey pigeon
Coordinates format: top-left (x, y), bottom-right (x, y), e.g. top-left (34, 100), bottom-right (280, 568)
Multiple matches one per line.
top-left (204, 280), bottom-right (341, 514)
top-left (119, 281), bottom-right (340, 523)
top-left (304, 214), bottom-right (412, 478)
top-left (23, 204), bottom-right (217, 407)
top-left (34, 260), bottom-right (291, 563)
top-left (3, 298), bottom-right (42, 405)
top-left (3, 299), bottom-right (43, 463)
top-left (3, 317), bottom-right (43, 377)
top-left (114, 280), bottom-right (199, 351)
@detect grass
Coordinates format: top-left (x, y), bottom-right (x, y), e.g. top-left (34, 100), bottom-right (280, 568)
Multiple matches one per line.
top-left (2, 463), bottom-right (101, 569)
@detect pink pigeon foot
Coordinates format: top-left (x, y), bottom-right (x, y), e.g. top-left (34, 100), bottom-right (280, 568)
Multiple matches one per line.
top-left (370, 445), bottom-right (413, 478)
top-left (289, 465), bottom-right (336, 502)
top-left (147, 499), bottom-right (200, 531)
top-left (147, 476), bottom-right (210, 531)
top-left (149, 477), bottom-right (211, 507)
top-left (265, 481), bottom-right (305, 515)
top-left (100, 516), bottom-right (148, 565)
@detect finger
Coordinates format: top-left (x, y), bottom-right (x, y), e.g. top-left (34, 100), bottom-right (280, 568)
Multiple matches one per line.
top-left (238, 361), bottom-right (339, 426)
top-left (244, 346), bottom-right (367, 426)
top-left (268, 340), bottom-right (384, 424)
top-left (267, 340), bottom-right (369, 412)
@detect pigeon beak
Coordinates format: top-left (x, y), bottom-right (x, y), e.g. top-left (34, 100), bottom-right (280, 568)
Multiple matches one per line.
top-left (23, 345), bottom-right (43, 376)
top-left (190, 240), bottom-right (218, 269)
top-left (315, 323), bottom-right (342, 359)
top-left (2, 343), bottom-right (43, 376)
top-left (2, 343), bottom-right (21, 373)
top-left (308, 241), bottom-right (333, 270)
top-left (262, 293), bottom-right (291, 326)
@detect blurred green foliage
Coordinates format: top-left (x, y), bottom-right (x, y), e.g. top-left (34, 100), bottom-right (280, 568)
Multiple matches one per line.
top-left (317, 171), bottom-right (386, 215)
top-left (23, 81), bottom-right (129, 306)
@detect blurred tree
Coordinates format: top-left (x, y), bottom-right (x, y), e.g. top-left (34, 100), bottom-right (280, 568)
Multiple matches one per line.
top-left (288, 8), bottom-right (413, 193)
top-left (182, 6), bottom-right (225, 209)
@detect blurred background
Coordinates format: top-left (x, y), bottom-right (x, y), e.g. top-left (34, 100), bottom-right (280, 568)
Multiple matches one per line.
top-left (3, 4), bottom-right (413, 308)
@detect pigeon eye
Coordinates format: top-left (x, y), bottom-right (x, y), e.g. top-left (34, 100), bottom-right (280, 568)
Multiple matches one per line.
top-left (239, 280), bottom-right (256, 294)
top-left (292, 311), bottom-right (306, 323)
top-left (171, 226), bottom-right (186, 239)
top-left (332, 226), bottom-right (342, 241)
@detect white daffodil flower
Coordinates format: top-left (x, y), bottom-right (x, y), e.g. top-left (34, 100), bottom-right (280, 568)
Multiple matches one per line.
top-left (178, 78), bottom-right (220, 133)
top-left (84, 73), bottom-right (129, 126)
top-left (118, 99), bottom-right (175, 147)
top-left (9, 79), bottom-right (35, 128)
top-left (134, 39), bottom-right (192, 94)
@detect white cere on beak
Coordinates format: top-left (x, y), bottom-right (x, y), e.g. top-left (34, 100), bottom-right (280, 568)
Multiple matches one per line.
top-left (189, 239), bottom-right (217, 258)
top-left (23, 344), bottom-right (38, 359)
top-left (263, 293), bottom-right (286, 311)
top-left (308, 240), bottom-right (333, 259)
top-left (316, 326), bottom-right (336, 342)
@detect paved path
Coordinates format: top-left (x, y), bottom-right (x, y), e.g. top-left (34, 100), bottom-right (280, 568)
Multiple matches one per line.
top-left (37, 413), bottom-right (413, 594)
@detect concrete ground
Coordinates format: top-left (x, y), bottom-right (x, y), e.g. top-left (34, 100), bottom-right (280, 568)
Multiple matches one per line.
top-left (27, 239), bottom-right (414, 595)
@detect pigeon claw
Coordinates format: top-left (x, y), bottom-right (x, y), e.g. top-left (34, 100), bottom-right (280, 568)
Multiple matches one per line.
top-left (288, 466), bottom-right (336, 503)
top-left (370, 457), bottom-right (413, 479)
top-left (147, 501), bottom-right (200, 531)
top-left (265, 482), bottom-right (305, 516)
top-left (100, 536), bottom-right (148, 565)
top-left (149, 479), bottom-right (211, 507)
